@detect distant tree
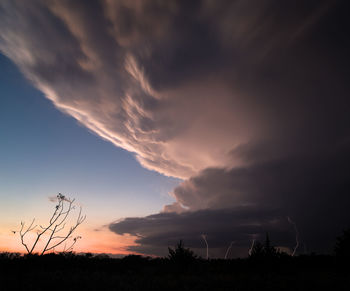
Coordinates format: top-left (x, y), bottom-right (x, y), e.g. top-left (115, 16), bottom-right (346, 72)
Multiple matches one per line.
top-left (250, 241), bottom-right (265, 258)
top-left (0, 252), bottom-right (20, 260)
top-left (168, 240), bottom-right (197, 264)
top-left (334, 228), bottom-right (350, 258)
top-left (15, 193), bottom-right (86, 255)
top-left (263, 233), bottom-right (278, 257)
top-left (249, 233), bottom-right (279, 259)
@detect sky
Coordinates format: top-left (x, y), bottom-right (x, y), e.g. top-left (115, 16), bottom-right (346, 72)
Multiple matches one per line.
top-left (0, 0), bottom-right (350, 258)
top-left (0, 53), bottom-right (180, 254)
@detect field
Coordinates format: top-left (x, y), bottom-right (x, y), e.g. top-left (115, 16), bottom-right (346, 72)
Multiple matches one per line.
top-left (0, 253), bottom-right (349, 291)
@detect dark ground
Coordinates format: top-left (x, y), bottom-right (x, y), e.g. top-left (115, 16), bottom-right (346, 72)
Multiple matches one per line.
top-left (0, 252), bottom-right (349, 291)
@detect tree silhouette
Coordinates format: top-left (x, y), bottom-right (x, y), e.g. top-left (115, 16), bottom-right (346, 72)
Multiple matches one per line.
top-left (250, 241), bottom-right (265, 258)
top-left (249, 233), bottom-right (279, 259)
top-left (16, 193), bottom-right (86, 255)
top-left (263, 233), bottom-right (278, 257)
top-left (334, 228), bottom-right (350, 258)
top-left (168, 240), bottom-right (197, 264)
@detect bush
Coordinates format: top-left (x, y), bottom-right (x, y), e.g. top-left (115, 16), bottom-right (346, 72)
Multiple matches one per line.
top-left (249, 233), bottom-right (280, 260)
top-left (334, 228), bottom-right (350, 258)
top-left (168, 240), bottom-right (197, 265)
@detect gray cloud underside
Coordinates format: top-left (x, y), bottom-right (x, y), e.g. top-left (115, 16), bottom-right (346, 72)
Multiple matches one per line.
top-left (1, 0), bottom-right (350, 256)
top-left (110, 206), bottom-right (293, 257)
top-left (108, 0), bottom-right (350, 256)
top-left (111, 149), bottom-right (350, 256)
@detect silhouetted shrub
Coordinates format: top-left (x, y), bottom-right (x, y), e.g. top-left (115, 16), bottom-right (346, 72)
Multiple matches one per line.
top-left (168, 240), bottom-right (197, 265)
top-left (249, 233), bottom-right (280, 260)
top-left (84, 252), bottom-right (93, 258)
top-left (334, 228), bottom-right (350, 258)
top-left (0, 252), bottom-right (20, 260)
top-left (0, 250), bottom-right (348, 290)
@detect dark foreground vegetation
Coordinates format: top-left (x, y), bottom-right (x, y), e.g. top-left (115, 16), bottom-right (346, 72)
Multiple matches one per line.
top-left (0, 253), bottom-right (349, 290)
top-left (1, 231), bottom-right (349, 291)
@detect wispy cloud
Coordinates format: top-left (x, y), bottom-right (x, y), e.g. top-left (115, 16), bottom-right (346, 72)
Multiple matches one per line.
top-left (1, 0), bottom-right (337, 179)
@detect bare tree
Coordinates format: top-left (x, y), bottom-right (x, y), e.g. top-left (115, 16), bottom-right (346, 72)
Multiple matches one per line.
top-left (17, 193), bottom-right (86, 255)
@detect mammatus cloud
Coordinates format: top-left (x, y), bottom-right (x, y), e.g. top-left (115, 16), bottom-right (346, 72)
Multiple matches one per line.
top-left (1, 0), bottom-right (341, 179)
top-left (0, 0), bottom-right (264, 179)
top-left (1, 0), bottom-right (350, 256)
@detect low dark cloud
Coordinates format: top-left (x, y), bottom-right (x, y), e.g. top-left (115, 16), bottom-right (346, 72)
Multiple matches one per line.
top-left (111, 147), bottom-right (350, 256)
top-left (110, 206), bottom-right (294, 257)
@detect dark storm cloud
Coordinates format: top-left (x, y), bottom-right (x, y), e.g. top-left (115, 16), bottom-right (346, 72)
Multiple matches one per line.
top-left (111, 147), bottom-right (350, 256)
top-left (1, 0), bottom-right (350, 256)
top-left (110, 206), bottom-right (295, 257)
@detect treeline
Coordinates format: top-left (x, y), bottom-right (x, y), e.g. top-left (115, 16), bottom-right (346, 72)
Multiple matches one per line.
top-left (0, 229), bottom-right (349, 291)
top-left (0, 251), bottom-right (348, 291)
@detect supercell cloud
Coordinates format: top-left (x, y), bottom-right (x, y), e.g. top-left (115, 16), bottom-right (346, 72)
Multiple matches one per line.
top-left (1, 0), bottom-right (350, 256)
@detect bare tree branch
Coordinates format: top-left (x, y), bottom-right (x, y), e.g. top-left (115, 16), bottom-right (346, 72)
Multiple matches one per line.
top-left (44, 210), bottom-right (86, 253)
top-left (63, 236), bottom-right (82, 253)
top-left (19, 219), bottom-right (36, 253)
top-left (17, 193), bottom-right (85, 255)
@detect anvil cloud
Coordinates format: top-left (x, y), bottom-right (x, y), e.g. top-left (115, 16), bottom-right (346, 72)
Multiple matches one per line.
top-left (1, 0), bottom-right (350, 256)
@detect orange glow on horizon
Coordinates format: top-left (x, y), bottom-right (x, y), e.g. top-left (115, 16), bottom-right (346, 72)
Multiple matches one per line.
top-left (0, 226), bottom-right (140, 256)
